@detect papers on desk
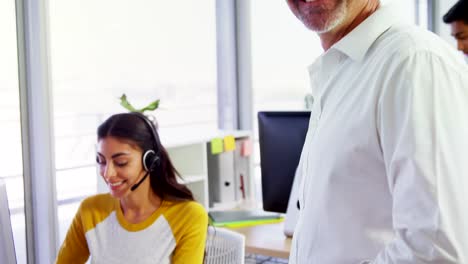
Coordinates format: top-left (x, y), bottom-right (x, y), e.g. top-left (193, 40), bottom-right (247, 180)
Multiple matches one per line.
top-left (209, 210), bottom-right (283, 228)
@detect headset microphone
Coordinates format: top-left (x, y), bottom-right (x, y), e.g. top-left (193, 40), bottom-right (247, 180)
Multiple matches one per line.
top-left (130, 150), bottom-right (160, 192)
top-left (130, 172), bottom-right (150, 191)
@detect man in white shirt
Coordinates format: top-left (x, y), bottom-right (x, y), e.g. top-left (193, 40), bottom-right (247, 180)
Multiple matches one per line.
top-left (286, 0), bottom-right (468, 263)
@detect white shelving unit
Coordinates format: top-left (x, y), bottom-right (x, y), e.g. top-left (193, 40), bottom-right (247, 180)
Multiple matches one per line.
top-left (167, 142), bottom-right (209, 207)
top-left (163, 129), bottom-right (254, 209)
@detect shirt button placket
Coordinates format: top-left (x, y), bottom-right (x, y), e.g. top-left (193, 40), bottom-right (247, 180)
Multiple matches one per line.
top-left (300, 97), bottom-right (322, 211)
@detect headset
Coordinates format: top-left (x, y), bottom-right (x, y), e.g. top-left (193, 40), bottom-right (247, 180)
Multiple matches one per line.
top-left (129, 112), bottom-right (161, 191)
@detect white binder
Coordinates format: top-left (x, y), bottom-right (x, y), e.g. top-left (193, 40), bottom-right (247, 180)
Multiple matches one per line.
top-left (207, 142), bottom-right (236, 207)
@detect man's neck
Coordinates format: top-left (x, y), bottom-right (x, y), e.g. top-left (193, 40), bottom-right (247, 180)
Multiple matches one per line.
top-left (319, 0), bottom-right (380, 51)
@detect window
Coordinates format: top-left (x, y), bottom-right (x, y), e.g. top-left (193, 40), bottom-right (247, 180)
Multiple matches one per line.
top-left (0, 0), bottom-right (26, 263)
top-left (250, 0), bottom-right (322, 204)
top-left (415, 0), bottom-right (430, 29)
top-left (47, 0), bottom-right (217, 241)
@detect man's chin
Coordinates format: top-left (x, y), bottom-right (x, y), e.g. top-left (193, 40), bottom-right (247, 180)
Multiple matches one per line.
top-left (309, 2), bottom-right (347, 33)
top-left (304, 12), bottom-right (345, 33)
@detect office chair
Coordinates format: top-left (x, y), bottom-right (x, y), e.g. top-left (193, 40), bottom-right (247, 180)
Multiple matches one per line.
top-left (204, 226), bottom-right (245, 264)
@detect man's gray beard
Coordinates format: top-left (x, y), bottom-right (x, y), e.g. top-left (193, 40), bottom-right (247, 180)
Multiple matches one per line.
top-left (313, 0), bottom-right (348, 34)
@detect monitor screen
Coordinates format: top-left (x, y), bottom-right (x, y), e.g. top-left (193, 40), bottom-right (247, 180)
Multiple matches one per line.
top-left (0, 179), bottom-right (16, 264)
top-left (258, 111), bottom-right (310, 213)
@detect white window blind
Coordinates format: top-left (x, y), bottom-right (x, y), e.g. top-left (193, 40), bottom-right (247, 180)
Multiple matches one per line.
top-left (46, 0), bottom-right (217, 242)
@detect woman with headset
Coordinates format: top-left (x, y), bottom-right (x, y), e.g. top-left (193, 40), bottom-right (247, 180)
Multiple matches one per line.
top-left (56, 112), bottom-right (208, 264)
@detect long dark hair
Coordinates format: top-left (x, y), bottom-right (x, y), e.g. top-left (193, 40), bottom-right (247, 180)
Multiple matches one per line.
top-left (97, 112), bottom-right (194, 201)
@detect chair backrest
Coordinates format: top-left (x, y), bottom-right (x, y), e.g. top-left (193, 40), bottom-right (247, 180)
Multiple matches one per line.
top-left (0, 179), bottom-right (17, 264)
top-left (204, 226), bottom-right (245, 264)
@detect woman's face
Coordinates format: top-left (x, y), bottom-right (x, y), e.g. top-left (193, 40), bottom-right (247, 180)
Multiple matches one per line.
top-left (96, 136), bottom-right (146, 199)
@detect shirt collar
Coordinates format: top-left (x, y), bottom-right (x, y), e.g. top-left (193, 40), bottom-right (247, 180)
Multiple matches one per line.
top-left (332, 4), bottom-right (400, 62)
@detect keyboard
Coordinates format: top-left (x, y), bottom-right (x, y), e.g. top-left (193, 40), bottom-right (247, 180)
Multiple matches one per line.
top-left (244, 253), bottom-right (289, 264)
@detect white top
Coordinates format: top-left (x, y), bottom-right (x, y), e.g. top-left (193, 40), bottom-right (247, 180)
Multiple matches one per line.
top-left (56, 194), bottom-right (208, 264)
top-left (289, 4), bottom-right (468, 264)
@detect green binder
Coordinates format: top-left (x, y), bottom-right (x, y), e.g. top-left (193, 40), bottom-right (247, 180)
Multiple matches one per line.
top-left (208, 210), bottom-right (284, 228)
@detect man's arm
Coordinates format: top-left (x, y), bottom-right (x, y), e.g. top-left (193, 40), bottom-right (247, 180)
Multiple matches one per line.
top-left (371, 50), bottom-right (468, 263)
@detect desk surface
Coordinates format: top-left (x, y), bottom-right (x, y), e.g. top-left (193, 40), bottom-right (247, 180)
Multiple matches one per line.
top-left (229, 221), bottom-right (291, 259)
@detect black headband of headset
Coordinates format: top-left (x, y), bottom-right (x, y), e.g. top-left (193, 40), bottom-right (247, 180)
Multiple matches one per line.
top-left (130, 112), bottom-right (160, 154)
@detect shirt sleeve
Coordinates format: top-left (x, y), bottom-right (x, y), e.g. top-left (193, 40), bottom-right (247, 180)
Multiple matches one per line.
top-left (371, 50), bottom-right (468, 263)
top-left (55, 202), bottom-right (90, 264)
top-left (171, 202), bottom-right (209, 264)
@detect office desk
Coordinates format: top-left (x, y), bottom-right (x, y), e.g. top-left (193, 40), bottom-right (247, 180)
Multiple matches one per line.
top-left (229, 222), bottom-right (291, 259)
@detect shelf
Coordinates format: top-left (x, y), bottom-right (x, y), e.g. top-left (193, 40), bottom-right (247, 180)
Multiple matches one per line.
top-left (177, 174), bottom-right (206, 184)
top-left (166, 143), bottom-right (207, 176)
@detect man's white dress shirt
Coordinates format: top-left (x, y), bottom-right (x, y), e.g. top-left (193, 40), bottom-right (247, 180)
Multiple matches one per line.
top-left (289, 4), bottom-right (468, 264)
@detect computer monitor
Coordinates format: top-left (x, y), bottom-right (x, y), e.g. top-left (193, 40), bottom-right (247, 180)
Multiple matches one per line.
top-left (0, 179), bottom-right (17, 264)
top-left (258, 111), bottom-right (310, 213)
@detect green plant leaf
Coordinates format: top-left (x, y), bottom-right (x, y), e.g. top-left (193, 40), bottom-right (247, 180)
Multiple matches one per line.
top-left (138, 99), bottom-right (160, 113)
top-left (119, 94), bottom-right (137, 112)
top-left (119, 93), bottom-right (160, 113)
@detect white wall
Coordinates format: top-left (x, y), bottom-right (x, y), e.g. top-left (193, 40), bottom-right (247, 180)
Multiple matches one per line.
top-left (383, 0), bottom-right (460, 51)
top-left (380, 0), bottom-right (416, 24)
